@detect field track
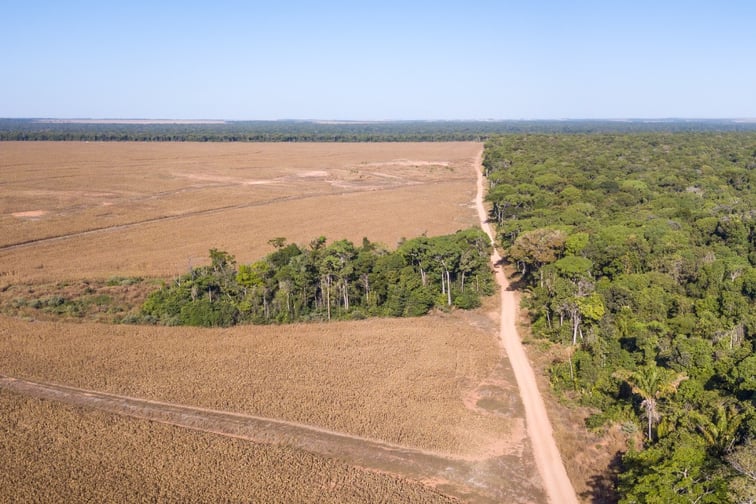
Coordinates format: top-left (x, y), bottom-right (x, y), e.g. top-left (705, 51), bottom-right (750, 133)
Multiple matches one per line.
top-left (0, 373), bottom-right (543, 503)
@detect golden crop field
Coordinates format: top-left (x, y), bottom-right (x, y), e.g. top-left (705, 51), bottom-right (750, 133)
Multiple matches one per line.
top-left (0, 141), bottom-right (481, 282)
top-left (0, 304), bottom-right (548, 503)
top-left (0, 312), bottom-right (519, 456)
top-left (1, 389), bottom-right (458, 503)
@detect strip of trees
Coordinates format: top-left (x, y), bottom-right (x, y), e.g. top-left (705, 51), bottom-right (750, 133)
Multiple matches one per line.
top-left (3, 118), bottom-right (756, 142)
top-left (141, 228), bottom-right (494, 327)
top-left (484, 133), bottom-right (755, 503)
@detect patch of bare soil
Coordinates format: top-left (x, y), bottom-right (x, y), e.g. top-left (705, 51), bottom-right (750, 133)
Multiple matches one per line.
top-left (11, 210), bottom-right (48, 219)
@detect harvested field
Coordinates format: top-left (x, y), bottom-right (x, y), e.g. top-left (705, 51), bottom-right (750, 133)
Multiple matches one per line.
top-left (0, 301), bottom-right (548, 502)
top-left (0, 313), bottom-right (522, 456)
top-left (0, 389), bottom-right (458, 503)
top-left (0, 142), bottom-right (480, 282)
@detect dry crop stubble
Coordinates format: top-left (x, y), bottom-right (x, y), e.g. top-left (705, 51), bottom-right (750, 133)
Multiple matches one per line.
top-left (0, 389), bottom-right (457, 503)
top-left (0, 313), bottom-right (520, 456)
top-left (0, 179), bottom-right (477, 281)
top-left (1, 142), bottom-right (480, 282)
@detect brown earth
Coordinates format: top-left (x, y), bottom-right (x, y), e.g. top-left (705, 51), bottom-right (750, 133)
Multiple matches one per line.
top-left (1, 388), bottom-right (459, 503)
top-left (0, 142), bottom-right (479, 282)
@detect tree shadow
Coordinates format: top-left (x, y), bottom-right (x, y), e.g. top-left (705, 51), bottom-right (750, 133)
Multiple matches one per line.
top-left (494, 257), bottom-right (529, 292)
top-left (505, 274), bottom-right (530, 292)
top-left (579, 450), bottom-right (623, 504)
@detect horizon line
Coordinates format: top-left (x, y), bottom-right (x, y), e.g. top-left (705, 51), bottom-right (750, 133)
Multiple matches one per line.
top-left (5, 117), bottom-right (756, 124)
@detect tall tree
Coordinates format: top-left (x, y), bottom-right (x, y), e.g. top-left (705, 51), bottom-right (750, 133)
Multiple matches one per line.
top-left (616, 365), bottom-right (688, 442)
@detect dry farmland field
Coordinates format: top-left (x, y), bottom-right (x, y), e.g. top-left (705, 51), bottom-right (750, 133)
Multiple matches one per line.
top-left (0, 142), bottom-right (603, 503)
top-left (0, 142), bottom-right (481, 281)
top-left (1, 388), bottom-right (460, 503)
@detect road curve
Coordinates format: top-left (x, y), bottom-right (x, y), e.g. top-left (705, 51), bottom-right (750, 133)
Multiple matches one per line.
top-left (472, 149), bottom-right (579, 504)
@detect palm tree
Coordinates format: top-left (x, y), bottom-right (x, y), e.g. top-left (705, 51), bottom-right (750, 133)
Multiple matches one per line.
top-left (616, 365), bottom-right (688, 442)
top-left (691, 401), bottom-right (746, 456)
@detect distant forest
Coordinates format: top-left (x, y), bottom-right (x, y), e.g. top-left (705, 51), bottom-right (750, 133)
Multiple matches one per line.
top-left (2, 118), bottom-right (756, 142)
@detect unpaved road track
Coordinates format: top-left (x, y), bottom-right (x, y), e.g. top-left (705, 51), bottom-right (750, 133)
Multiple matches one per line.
top-left (473, 149), bottom-right (579, 504)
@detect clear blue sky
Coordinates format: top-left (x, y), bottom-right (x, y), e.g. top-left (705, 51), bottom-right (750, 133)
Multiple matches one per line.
top-left (2, 1), bottom-right (755, 120)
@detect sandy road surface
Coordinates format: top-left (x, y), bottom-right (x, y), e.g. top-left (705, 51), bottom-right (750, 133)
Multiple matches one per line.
top-left (473, 150), bottom-right (579, 504)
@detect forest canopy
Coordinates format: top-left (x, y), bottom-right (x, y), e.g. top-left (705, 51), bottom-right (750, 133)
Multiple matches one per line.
top-left (141, 228), bottom-right (494, 327)
top-left (484, 132), bottom-right (755, 503)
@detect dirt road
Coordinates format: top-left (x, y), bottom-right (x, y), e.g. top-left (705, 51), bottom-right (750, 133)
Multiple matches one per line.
top-left (473, 150), bottom-right (579, 504)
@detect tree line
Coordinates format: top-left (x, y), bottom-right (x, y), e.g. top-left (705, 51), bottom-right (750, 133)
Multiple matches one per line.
top-left (484, 132), bottom-right (755, 503)
top-left (3, 118), bottom-right (756, 142)
top-left (141, 228), bottom-right (494, 326)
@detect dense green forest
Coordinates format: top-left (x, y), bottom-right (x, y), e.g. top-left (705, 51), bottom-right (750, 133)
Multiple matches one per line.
top-left (484, 133), bottom-right (756, 503)
top-left (2, 118), bottom-right (756, 142)
top-left (141, 228), bottom-right (494, 326)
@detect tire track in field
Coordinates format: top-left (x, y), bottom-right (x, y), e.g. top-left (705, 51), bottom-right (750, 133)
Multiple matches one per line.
top-left (473, 149), bottom-right (579, 504)
top-left (0, 178), bottom-right (465, 253)
top-left (0, 374), bottom-right (544, 504)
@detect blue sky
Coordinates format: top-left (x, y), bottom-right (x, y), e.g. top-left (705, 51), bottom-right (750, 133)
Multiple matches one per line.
top-left (2, 1), bottom-right (755, 120)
